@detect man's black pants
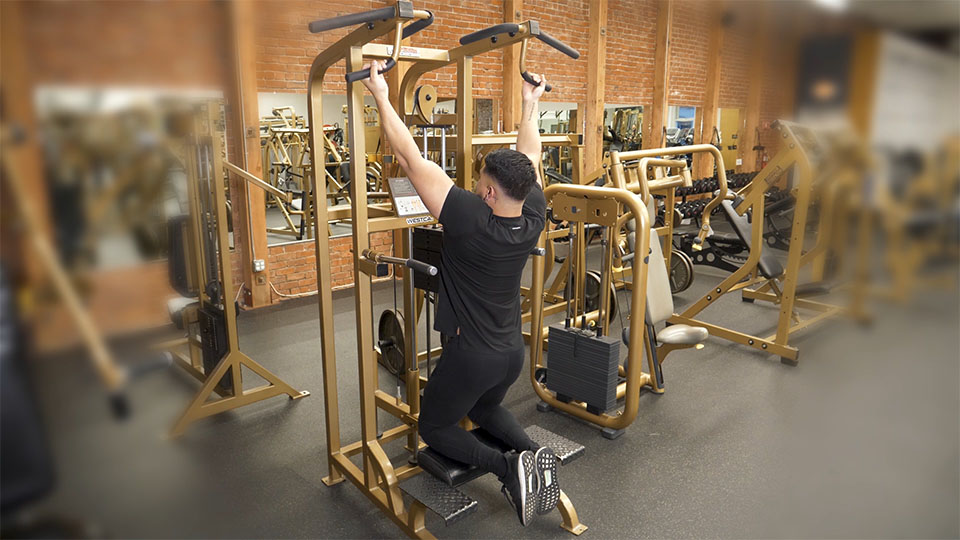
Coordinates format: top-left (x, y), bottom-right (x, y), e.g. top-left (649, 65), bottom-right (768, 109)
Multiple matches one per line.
top-left (418, 335), bottom-right (538, 480)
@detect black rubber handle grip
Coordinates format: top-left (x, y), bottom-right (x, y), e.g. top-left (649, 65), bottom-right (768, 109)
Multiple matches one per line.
top-left (346, 58), bottom-right (396, 83)
top-left (406, 258), bottom-right (438, 276)
top-left (536, 31), bottom-right (580, 59)
top-left (530, 247), bottom-right (546, 256)
top-left (309, 6), bottom-right (396, 33)
top-left (459, 23), bottom-right (520, 45)
top-left (401, 10), bottom-right (433, 38)
top-left (521, 71), bottom-right (552, 92)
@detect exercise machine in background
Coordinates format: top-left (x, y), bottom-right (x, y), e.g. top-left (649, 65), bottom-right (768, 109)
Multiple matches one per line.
top-left (160, 103), bottom-right (308, 437)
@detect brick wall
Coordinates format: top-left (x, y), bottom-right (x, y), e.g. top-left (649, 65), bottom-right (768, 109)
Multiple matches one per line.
top-left (33, 262), bottom-right (176, 352)
top-left (22, 0), bottom-right (230, 88)
top-left (667, 0), bottom-right (713, 106)
top-left (266, 232), bottom-right (394, 300)
top-left (719, 19), bottom-right (751, 109)
top-left (605, 0), bottom-right (658, 105)
top-left (254, 0), bottom-right (504, 99)
top-left (522, 0), bottom-right (590, 104)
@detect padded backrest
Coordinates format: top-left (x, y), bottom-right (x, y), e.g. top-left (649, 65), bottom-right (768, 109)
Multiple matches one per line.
top-left (625, 197), bottom-right (656, 255)
top-left (721, 198), bottom-right (752, 245)
top-left (720, 199), bottom-right (784, 279)
top-left (644, 229), bottom-right (674, 325)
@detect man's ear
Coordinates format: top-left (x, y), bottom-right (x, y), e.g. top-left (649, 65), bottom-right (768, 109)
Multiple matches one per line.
top-left (486, 181), bottom-right (499, 201)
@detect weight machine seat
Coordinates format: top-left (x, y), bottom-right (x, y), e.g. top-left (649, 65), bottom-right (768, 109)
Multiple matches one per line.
top-left (419, 425), bottom-right (585, 488)
top-left (794, 282), bottom-right (831, 298)
top-left (657, 324), bottom-right (708, 345)
top-left (290, 197), bottom-right (303, 211)
top-left (765, 194), bottom-right (795, 214)
top-left (721, 199), bottom-right (784, 280)
top-left (643, 228), bottom-right (709, 346)
top-left (167, 296), bottom-right (198, 330)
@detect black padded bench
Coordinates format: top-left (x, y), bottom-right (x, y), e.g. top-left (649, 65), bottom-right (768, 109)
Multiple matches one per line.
top-left (721, 198), bottom-right (784, 280)
top-left (721, 198), bottom-right (835, 300)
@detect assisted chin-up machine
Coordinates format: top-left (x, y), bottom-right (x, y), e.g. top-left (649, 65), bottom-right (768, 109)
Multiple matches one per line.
top-left (306, 3), bottom-right (585, 537)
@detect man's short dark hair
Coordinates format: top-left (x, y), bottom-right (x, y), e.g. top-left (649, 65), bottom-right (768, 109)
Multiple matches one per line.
top-left (482, 148), bottom-right (537, 202)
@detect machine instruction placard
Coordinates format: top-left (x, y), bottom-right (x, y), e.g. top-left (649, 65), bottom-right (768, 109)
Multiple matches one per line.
top-left (387, 177), bottom-right (430, 217)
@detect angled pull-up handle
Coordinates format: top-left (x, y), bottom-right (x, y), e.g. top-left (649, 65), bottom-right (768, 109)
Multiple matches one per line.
top-left (346, 57), bottom-right (397, 84)
top-left (343, 11), bottom-right (434, 83)
top-left (535, 30), bottom-right (580, 60)
top-left (308, 4), bottom-right (434, 83)
top-left (461, 21), bottom-right (580, 93)
top-left (520, 70), bottom-right (552, 93)
top-left (522, 27), bottom-right (580, 92)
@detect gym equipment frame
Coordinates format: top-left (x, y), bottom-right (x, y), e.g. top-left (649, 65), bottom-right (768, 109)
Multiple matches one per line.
top-left (668, 121), bottom-right (848, 365)
top-left (306, 4), bottom-right (584, 537)
top-left (1, 127), bottom-right (131, 416)
top-left (163, 104), bottom-right (308, 437)
top-left (527, 182), bottom-right (654, 438)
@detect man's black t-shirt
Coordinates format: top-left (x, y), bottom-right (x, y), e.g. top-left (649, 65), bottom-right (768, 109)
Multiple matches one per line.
top-left (435, 185), bottom-right (546, 352)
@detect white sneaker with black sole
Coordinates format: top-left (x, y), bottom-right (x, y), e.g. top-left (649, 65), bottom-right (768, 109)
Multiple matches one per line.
top-left (534, 446), bottom-right (560, 514)
top-left (501, 450), bottom-right (539, 526)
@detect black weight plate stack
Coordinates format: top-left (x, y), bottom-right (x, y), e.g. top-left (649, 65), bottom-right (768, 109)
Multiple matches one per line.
top-left (546, 324), bottom-right (620, 413)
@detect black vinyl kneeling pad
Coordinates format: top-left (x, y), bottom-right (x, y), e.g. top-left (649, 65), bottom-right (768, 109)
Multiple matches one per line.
top-left (419, 428), bottom-right (512, 488)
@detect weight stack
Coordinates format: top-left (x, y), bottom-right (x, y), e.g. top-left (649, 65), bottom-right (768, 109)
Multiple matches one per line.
top-left (198, 303), bottom-right (234, 396)
top-left (412, 226), bottom-right (443, 293)
top-left (546, 323), bottom-right (620, 413)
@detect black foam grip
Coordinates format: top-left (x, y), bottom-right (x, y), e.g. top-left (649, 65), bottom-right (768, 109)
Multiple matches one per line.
top-left (406, 258), bottom-right (438, 276)
top-left (345, 57), bottom-right (397, 83)
top-left (521, 71), bottom-right (552, 92)
top-left (530, 247), bottom-right (546, 256)
top-left (309, 6), bottom-right (396, 33)
top-left (459, 23), bottom-right (520, 45)
top-left (536, 31), bottom-right (580, 59)
top-left (401, 10), bottom-right (433, 38)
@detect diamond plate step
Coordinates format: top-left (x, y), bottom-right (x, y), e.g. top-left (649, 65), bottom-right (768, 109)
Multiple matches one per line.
top-left (400, 472), bottom-right (478, 526)
top-left (525, 425), bottom-right (585, 465)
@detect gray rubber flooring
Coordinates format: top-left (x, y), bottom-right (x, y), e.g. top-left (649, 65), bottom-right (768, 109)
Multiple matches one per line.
top-left (26, 252), bottom-right (960, 538)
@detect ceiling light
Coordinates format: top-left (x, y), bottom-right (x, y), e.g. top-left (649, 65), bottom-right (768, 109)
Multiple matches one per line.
top-left (812, 0), bottom-right (848, 12)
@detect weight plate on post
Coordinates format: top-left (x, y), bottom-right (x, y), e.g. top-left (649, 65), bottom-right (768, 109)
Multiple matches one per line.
top-left (669, 249), bottom-right (695, 293)
top-left (377, 309), bottom-right (406, 376)
top-left (584, 270), bottom-right (618, 320)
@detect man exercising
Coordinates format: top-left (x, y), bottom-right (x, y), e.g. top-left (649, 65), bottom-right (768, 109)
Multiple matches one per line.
top-left (361, 60), bottom-right (556, 526)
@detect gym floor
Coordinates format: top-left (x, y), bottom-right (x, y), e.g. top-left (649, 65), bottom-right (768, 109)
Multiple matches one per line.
top-left (30, 255), bottom-right (960, 538)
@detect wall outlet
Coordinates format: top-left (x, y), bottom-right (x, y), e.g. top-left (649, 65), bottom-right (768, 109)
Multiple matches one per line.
top-left (735, 158), bottom-right (742, 166)
top-left (253, 259), bottom-right (265, 272)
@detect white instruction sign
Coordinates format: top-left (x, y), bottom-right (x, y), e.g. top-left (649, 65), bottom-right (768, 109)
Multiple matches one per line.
top-left (388, 177), bottom-right (430, 217)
